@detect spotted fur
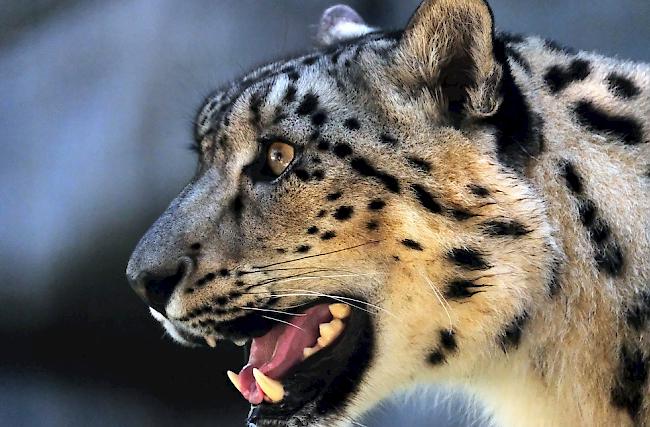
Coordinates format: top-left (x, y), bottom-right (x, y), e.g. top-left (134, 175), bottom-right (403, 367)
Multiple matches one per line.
top-left (128, 1), bottom-right (650, 426)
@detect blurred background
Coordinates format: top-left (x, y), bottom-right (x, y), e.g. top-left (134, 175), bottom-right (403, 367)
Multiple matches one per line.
top-left (1, 1), bottom-right (649, 426)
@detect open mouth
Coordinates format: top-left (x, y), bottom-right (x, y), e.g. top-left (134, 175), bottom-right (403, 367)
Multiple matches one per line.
top-left (207, 299), bottom-right (374, 426)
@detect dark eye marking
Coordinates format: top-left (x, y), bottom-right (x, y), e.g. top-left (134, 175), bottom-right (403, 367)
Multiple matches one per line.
top-left (327, 192), bottom-right (343, 201)
top-left (368, 199), bottom-right (386, 210)
top-left (401, 239), bottom-right (423, 251)
top-left (333, 206), bottom-right (354, 221)
top-left (297, 93), bottom-right (319, 116)
top-left (448, 248), bottom-right (490, 270)
top-left (344, 118), bottom-right (361, 130)
top-left (293, 169), bottom-right (310, 181)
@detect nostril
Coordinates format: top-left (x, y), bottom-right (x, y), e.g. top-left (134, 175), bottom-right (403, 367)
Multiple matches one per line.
top-left (129, 257), bottom-right (193, 314)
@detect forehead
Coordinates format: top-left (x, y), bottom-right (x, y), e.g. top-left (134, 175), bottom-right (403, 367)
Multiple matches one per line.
top-left (194, 31), bottom-right (401, 142)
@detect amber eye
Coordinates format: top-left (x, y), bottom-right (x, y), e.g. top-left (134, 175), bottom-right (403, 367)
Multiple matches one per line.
top-left (266, 142), bottom-right (295, 176)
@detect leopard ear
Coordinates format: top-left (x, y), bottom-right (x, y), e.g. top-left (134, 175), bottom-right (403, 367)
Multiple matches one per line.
top-left (317, 5), bottom-right (377, 47)
top-left (395, 0), bottom-right (502, 122)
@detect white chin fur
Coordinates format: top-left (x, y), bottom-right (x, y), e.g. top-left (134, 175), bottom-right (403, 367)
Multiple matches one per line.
top-left (149, 307), bottom-right (193, 345)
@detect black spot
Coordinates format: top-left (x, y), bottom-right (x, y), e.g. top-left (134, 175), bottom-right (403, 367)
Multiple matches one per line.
top-left (573, 100), bottom-right (643, 145)
top-left (296, 245), bottom-right (311, 253)
top-left (333, 206), bottom-right (354, 221)
top-left (184, 288), bottom-right (195, 294)
top-left (190, 243), bottom-right (201, 250)
top-left (297, 93), bottom-right (319, 116)
top-left (543, 59), bottom-right (591, 93)
top-left (333, 143), bottom-right (353, 158)
top-left (445, 279), bottom-right (487, 299)
top-left (312, 156), bottom-right (322, 165)
top-left (231, 194), bottom-right (244, 220)
top-left (321, 231), bottom-right (336, 240)
top-left (287, 70), bottom-right (300, 81)
top-left (316, 210), bottom-right (327, 218)
top-left (368, 199), bottom-right (386, 210)
top-left (488, 39), bottom-right (544, 172)
top-left (428, 350), bottom-right (445, 365)
top-left (275, 248), bottom-right (286, 254)
top-left (312, 169), bottom-right (325, 180)
top-left (311, 111), bottom-right (327, 126)
top-left (611, 345), bottom-right (648, 421)
top-left (607, 73), bottom-right (640, 99)
top-left (498, 311), bottom-right (529, 352)
top-left (293, 169), bottom-right (310, 181)
top-left (303, 56), bottom-right (317, 65)
top-left (439, 330), bottom-right (457, 352)
top-left (344, 118), bottom-right (361, 130)
top-left (392, 256), bottom-right (400, 261)
top-left (284, 85), bottom-right (297, 103)
top-left (595, 241), bottom-right (624, 276)
top-left (448, 248), bottom-right (490, 270)
top-left (578, 199), bottom-right (597, 226)
top-left (401, 239), bottom-right (423, 251)
top-left (307, 226), bottom-right (319, 235)
top-left (350, 157), bottom-right (400, 193)
top-left (411, 184), bottom-right (443, 214)
top-left (366, 221), bottom-right (379, 231)
top-left (626, 290), bottom-right (650, 331)
top-left (547, 261), bottom-right (562, 297)
top-left (483, 220), bottom-right (530, 237)
top-left (451, 209), bottom-right (475, 221)
top-left (216, 296), bottom-right (228, 305)
top-left (326, 192), bottom-right (343, 201)
top-left (559, 160), bottom-right (583, 194)
top-left (317, 140), bottom-right (330, 151)
top-left (468, 185), bottom-right (490, 197)
top-left (406, 156), bottom-right (432, 173)
top-left (379, 133), bottom-right (398, 145)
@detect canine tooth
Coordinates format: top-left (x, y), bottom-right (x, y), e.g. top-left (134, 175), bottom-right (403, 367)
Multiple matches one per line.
top-left (252, 368), bottom-right (284, 403)
top-left (329, 303), bottom-right (351, 319)
top-left (226, 370), bottom-right (243, 394)
top-left (317, 318), bottom-right (344, 347)
top-left (205, 336), bottom-right (217, 348)
top-left (303, 345), bottom-right (322, 360)
top-left (233, 338), bottom-right (247, 347)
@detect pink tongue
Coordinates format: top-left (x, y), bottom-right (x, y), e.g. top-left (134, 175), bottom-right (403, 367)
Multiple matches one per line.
top-left (237, 304), bottom-right (333, 404)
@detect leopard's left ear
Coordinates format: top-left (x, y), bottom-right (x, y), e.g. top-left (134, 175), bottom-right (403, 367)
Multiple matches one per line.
top-left (395, 0), bottom-right (502, 121)
top-left (317, 5), bottom-right (377, 47)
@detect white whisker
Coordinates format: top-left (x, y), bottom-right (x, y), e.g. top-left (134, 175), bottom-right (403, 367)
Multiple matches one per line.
top-left (239, 306), bottom-right (306, 316)
top-left (420, 272), bottom-right (454, 330)
top-left (261, 315), bottom-right (305, 332)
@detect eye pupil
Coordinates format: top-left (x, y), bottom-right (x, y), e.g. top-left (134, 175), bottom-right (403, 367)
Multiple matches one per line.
top-left (266, 142), bottom-right (295, 176)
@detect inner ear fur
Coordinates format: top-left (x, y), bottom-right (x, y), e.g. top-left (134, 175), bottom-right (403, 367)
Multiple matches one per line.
top-left (394, 0), bottom-right (502, 122)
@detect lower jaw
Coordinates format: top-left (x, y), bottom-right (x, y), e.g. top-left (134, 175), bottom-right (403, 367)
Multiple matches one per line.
top-left (245, 306), bottom-right (374, 426)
